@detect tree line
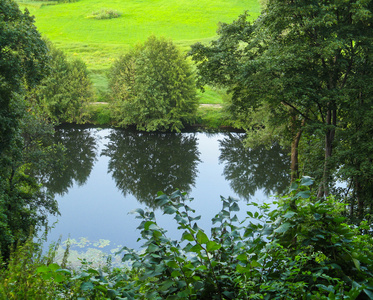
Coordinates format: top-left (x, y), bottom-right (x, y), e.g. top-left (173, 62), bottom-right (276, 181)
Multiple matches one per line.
top-left (1, 0), bottom-right (373, 297)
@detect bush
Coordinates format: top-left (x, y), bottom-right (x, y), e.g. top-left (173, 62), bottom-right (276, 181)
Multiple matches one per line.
top-left (109, 35), bottom-right (198, 132)
top-left (116, 177), bottom-right (373, 299)
top-left (33, 40), bottom-right (95, 124)
top-left (87, 8), bottom-right (122, 20)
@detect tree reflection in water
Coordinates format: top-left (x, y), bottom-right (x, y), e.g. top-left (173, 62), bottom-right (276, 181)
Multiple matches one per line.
top-left (43, 126), bottom-right (98, 195)
top-left (102, 130), bottom-right (201, 208)
top-left (219, 133), bottom-right (290, 200)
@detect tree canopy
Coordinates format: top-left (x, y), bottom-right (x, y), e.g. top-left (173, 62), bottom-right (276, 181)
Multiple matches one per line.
top-left (190, 0), bottom-right (373, 209)
top-left (109, 35), bottom-right (198, 132)
top-left (0, 0), bottom-right (59, 260)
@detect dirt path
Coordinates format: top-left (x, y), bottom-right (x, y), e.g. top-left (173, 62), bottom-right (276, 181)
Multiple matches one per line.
top-left (90, 102), bottom-right (222, 108)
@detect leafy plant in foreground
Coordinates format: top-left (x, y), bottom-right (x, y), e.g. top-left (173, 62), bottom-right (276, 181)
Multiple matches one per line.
top-left (117, 178), bottom-right (373, 299)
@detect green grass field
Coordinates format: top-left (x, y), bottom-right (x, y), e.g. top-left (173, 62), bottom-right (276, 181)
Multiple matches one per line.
top-left (17, 0), bottom-right (261, 102)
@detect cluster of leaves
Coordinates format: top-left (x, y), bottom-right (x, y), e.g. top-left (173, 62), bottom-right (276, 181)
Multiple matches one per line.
top-left (1, 0), bottom-right (60, 261)
top-left (115, 178), bottom-right (373, 299)
top-left (109, 35), bottom-right (198, 132)
top-left (189, 0), bottom-right (373, 212)
top-left (87, 8), bottom-right (122, 20)
top-left (1, 178), bottom-right (373, 299)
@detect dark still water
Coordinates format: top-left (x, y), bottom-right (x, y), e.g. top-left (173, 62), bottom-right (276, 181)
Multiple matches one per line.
top-left (44, 126), bottom-right (290, 255)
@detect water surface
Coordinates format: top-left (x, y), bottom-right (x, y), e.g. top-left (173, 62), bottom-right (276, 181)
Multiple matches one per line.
top-left (44, 126), bottom-right (290, 253)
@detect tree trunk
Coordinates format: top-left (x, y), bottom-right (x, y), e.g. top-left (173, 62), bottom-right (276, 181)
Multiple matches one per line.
top-left (318, 108), bottom-right (336, 198)
top-left (290, 122), bottom-right (305, 183)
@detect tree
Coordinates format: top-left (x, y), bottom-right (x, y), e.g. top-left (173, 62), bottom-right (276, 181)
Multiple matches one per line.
top-left (33, 40), bottom-right (94, 124)
top-left (0, 0), bottom-right (49, 154)
top-left (0, 0), bottom-right (58, 260)
top-left (109, 35), bottom-right (198, 132)
top-left (190, 0), bottom-right (373, 198)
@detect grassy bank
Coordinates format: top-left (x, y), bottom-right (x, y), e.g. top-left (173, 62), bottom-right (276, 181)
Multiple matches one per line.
top-left (86, 103), bottom-right (232, 129)
top-left (18, 0), bottom-right (260, 71)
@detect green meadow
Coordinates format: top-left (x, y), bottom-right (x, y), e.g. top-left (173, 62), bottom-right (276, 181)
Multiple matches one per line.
top-left (17, 0), bottom-right (261, 101)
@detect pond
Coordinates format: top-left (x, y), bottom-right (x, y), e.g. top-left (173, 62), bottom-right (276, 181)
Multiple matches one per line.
top-left (42, 126), bottom-right (290, 262)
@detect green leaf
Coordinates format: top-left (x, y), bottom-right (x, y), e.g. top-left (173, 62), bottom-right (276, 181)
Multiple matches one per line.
top-left (130, 208), bottom-right (144, 217)
top-left (80, 281), bottom-right (94, 291)
top-left (250, 260), bottom-right (262, 268)
top-left (147, 243), bottom-right (159, 253)
top-left (196, 230), bottom-right (209, 244)
top-left (283, 211), bottom-right (296, 219)
top-left (164, 205), bottom-right (177, 215)
top-left (36, 265), bottom-right (49, 273)
top-left (364, 289), bottom-right (373, 300)
top-left (236, 264), bottom-right (250, 274)
top-left (166, 261), bottom-right (179, 268)
top-left (274, 222), bottom-right (292, 234)
top-left (182, 232), bottom-right (194, 241)
top-left (222, 291), bottom-right (235, 299)
top-left (300, 176), bottom-right (313, 186)
top-left (314, 213), bottom-right (321, 220)
top-left (297, 191), bottom-right (311, 199)
top-left (206, 241), bottom-right (222, 251)
top-left (190, 244), bottom-right (203, 253)
top-left (352, 258), bottom-right (361, 271)
top-left (229, 202), bottom-right (240, 212)
top-left (237, 254), bottom-right (247, 261)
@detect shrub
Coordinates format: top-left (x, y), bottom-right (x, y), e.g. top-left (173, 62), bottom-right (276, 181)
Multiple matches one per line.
top-left (109, 35), bottom-right (198, 132)
top-left (115, 177), bottom-right (373, 299)
top-left (87, 8), bottom-right (122, 20)
top-left (33, 40), bottom-right (95, 124)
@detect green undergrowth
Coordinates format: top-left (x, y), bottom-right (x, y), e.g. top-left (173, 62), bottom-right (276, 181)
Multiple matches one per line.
top-left (195, 106), bottom-right (232, 129)
top-left (1, 178), bottom-right (373, 299)
top-left (85, 103), bottom-right (231, 129)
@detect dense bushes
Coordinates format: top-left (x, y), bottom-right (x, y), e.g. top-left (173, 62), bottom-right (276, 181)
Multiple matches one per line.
top-left (109, 36), bottom-right (198, 132)
top-left (1, 178), bottom-right (373, 299)
top-left (33, 40), bottom-right (95, 124)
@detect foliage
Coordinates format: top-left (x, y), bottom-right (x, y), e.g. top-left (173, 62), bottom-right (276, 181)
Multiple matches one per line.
top-left (109, 35), bottom-right (199, 132)
top-left (86, 104), bottom-right (112, 125)
top-left (87, 8), bottom-right (122, 20)
top-left (33, 40), bottom-right (95, 124)
top-left (1, 178), bottom-right (373, 299)
top-left (114, 178), bottom-right (373, 299)
top-left (195, 106), bottom-right (231, 129)
top-left (0, 0), bottom-right (49, 153)
top-left (189, 0), bottom-right (373, 201)
top-left (0, 0), bottom-right (59, 261)
top-left (0, 237), bottom-right (69, 299)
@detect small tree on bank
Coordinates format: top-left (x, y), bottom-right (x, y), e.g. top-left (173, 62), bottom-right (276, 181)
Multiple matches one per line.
top-left (109, 36), bottom-right (198, 132)
top-left (33, 40), bottom-right (94, 124)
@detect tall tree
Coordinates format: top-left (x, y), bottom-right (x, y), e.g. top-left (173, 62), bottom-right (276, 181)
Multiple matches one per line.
top-left (190, 0), bottom-right (373, 197)
top-left (0, 0), bottom-right (58, 260)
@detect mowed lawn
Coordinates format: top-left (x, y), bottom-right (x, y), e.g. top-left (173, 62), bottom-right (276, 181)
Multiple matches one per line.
top-left (18, 0), bottom-right (260, 102)
top-left (19, 0), bottom-right (260, 70)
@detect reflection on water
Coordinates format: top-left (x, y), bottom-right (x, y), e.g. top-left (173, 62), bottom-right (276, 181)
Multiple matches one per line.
top-left (44, 127), bottom-right (290, 252)
top-left (101, 130), bottom-right (201, 207)
top-left (43, 126), bottom-right (98, 195)
top-left (219, 133), bottom-right (290, 200)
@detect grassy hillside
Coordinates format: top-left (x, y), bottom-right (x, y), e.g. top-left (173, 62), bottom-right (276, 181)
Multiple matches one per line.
top-left (17, 0), bottom-right (260, 101)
